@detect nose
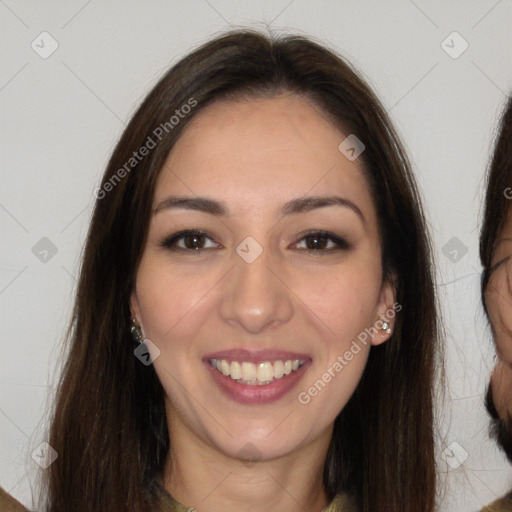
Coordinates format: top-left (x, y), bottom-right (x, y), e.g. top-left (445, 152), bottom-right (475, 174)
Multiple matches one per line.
top-left (219, 243), bottom-right (294, 334)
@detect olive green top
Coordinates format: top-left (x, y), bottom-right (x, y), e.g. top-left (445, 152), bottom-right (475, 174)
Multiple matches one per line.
top-left (152, 481), bottom-right (358, 512)
top-left (0, 485), bottom-right (358, 511)
top-left (0, 487), bottom-right (26, 512)
top-left (480, 491), bottom-right (512, 512)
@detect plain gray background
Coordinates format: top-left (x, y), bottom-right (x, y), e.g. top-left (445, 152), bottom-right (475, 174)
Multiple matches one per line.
top-left (1, 1), bottom-right (511, 510)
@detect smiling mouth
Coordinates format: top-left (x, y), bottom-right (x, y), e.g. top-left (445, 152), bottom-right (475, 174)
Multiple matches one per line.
top-left (209, 358), bottom-right (306, 386)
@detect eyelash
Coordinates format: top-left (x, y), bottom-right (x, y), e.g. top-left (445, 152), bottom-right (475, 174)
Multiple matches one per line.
top-left (159, 229), bottom-right (350, 255)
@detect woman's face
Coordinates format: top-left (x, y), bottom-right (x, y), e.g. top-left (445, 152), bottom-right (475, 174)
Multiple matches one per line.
top-left (131, 94), bottom-right (395, 463)
top-left (488, 209), bottom-right (512, 420)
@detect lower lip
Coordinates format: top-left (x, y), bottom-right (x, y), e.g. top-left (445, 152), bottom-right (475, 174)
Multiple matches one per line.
top-left (205, 360), bottom-right (311, 404)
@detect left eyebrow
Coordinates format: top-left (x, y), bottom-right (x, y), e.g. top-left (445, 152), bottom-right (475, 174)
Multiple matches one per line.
top-left (280, 196), bottom-right (365, 225)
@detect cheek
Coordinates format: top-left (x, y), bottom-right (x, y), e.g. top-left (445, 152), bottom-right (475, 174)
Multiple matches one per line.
top-left (134, 261), bottom-right (219, 412)
top-left (134, 260), bottom-right (222, 379)
top-left (135, 251), bottom-right (383, 368)
top-left (136, 260), bottom-right (213, 337)
top-left (288, 258), bottom-right (381, 409)
top-left (290, 258), bottom-right (383, 341)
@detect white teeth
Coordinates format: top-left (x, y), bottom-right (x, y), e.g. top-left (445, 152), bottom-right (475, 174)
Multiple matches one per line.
top-left (274, 360), bottom-right (284, 379)
top-left (230, 361), bottom-right (242, 379)
top-left (241, 362), bottom-right (257, 381)
top-left (257, 362), bottom-right (274, 383)
top-left (221, 359), bottom-right (230, 376)
top-left (210, 358), bottom-right (306, 385)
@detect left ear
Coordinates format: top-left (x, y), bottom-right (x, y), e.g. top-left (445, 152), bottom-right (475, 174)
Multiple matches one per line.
top-left (370, 275), bottom-right (398, 347)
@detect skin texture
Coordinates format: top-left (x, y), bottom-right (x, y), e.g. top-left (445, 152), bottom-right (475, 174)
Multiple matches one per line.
top-left (488, 208), bottom-right (512, 422)
top-left (130, 94), bottom-right (395, 512)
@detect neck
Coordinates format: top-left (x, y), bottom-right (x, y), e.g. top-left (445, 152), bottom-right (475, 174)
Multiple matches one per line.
top-left (162, 403), bottom-right (332, 512)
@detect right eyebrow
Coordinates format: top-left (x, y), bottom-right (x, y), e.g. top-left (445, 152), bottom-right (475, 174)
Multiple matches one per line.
top-left (153, 196), bottom-right (225, 216)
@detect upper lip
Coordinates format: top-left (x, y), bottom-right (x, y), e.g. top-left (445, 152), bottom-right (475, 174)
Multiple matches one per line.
top-left (203, 349), bottom-right (311, 364)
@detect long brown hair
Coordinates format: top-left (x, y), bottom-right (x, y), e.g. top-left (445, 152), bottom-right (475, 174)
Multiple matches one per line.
top-left (39, 29), bottom-right (440, 512)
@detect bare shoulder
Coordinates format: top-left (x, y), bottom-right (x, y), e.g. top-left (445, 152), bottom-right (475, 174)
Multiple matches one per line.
top-left (0, 487), bottom-right (30, 512)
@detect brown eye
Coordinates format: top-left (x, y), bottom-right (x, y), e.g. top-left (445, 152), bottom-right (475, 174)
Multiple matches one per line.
top-left (160, 230), bottom-right (219, 251)
top-left (182, 233), bottom-right (207, 250)
top-left (293, 231), bottom-right (350, 253)
top-left (304, 234), bottom-right (330, 250)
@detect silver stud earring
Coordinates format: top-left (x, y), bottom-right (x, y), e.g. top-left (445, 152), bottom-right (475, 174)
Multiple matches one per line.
top-left (381, 321), bottom-right (392, 334)
top-left (130, 317), bottom-right (144, 343)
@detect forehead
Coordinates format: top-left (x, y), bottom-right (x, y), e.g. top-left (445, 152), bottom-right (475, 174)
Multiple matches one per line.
top-left (154, 94), bottom-right (376, 221)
